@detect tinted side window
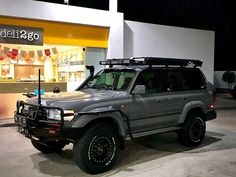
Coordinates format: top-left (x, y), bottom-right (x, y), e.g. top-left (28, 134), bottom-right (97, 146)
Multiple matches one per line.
top-left (182, 69), bottom-right (206, 90)
top-left (167, 70), bottom-right (185, 92)
top-left (117, 72), bottom-right (136, 90)
top-left (134, 70), bottom-right (166, 94)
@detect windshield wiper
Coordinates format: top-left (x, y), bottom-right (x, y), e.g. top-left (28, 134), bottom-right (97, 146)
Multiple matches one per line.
top-left (92, 84), bottom-right (113, 90)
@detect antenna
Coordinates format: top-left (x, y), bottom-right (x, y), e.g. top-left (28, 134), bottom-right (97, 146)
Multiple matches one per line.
top-left (38, 69), bottom-right (41, 105)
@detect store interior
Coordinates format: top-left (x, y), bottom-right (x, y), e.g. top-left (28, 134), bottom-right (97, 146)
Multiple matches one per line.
top-left (0, 43), bottom-right (86, 90)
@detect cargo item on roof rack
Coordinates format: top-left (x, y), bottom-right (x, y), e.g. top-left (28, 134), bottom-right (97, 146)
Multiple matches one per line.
top-left (99, 57), bottom-right (203, 67)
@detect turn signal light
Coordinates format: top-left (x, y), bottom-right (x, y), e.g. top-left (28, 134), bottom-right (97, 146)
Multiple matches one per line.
top-left (48, 129), bottom-right (56, 134)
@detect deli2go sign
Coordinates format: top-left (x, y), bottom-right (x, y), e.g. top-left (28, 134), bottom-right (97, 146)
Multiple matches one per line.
top-left (0, 24), bottom-right (43, 45)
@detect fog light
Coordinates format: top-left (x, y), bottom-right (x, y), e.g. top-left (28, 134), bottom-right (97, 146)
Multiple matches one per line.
top-left (49, 129), bottom-right (56, 134)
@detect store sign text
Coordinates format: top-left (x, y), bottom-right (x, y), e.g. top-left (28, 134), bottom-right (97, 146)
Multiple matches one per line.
top-left (0, 25), bottom-right (43, 45)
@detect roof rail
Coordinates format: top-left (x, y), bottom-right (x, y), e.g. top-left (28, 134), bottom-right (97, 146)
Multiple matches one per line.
top-left (99, 57), bottom-right (203, 67)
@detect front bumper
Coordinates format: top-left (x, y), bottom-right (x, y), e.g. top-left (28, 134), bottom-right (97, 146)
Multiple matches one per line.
top-left (14, 101), bottom-right (82, 141)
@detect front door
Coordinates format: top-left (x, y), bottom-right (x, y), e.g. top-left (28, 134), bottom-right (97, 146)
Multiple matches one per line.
top-left (129, 69), bottom-right (167, 133)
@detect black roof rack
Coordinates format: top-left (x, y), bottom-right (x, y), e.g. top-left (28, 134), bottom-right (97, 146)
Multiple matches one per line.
top-left (99, 57), bottom-right (203, 67)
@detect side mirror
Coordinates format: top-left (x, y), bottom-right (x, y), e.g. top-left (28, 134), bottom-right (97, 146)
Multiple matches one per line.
top-left (132, 85), bottom-right (146, 95)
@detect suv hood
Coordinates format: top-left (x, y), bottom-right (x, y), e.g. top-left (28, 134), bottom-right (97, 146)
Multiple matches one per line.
top-left (27, 89), bottom-right (127, 109)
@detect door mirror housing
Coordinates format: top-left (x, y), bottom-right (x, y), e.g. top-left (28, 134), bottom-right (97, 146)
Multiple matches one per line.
top-left (132, 85), bottom-right (146, 95)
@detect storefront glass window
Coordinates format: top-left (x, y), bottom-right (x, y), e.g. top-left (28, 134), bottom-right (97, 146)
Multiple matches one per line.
top-left (0, 44), bottom-right (86, 83)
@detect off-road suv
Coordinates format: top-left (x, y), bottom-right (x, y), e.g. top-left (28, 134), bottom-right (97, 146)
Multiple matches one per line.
top-left (14, 57), bottom-right (216, 174)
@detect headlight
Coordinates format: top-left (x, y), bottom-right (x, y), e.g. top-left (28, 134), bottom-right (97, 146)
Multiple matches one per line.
top-left (63, 110), bottom-right (75, 121)
top-left (48, 109), bottom-right (75, 121)
top-left (48, 109), bottom-right (61, 120)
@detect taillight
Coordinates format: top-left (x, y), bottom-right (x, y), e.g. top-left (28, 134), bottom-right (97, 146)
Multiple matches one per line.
top-left (208, 95), bottom-right (216, 109)
top-left (208, 104), bottom-right (215, 109)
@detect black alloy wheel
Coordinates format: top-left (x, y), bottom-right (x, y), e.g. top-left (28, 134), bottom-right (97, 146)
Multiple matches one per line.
top-left (189, 118), bottom-right (204, 142)
top-left (178, 113), bottom-right (206, 147)
top-left (88, 135), bottom-right (116, 164)
top-left (73, 124), bottom-right (119, 174)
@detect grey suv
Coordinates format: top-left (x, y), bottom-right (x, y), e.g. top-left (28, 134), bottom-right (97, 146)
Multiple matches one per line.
top-left (14, 57), bottom-right (216, 174)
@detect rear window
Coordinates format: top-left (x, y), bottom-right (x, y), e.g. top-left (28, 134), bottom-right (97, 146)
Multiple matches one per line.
top-left (182, 69), bottom-right (206, 90)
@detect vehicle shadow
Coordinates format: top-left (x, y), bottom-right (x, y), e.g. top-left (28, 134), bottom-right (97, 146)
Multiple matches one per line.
top-left (30, 131), bottom-right (225, 177)
top-left (112, 131), bottom-right (223, 174)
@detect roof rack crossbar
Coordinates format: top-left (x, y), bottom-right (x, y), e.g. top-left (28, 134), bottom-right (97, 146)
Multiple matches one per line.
top-left (99, 57), bottom-right (203, 67)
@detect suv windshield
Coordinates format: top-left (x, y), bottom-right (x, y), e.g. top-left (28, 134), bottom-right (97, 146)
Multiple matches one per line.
top-left (83, 69), bottom-right (136, 90)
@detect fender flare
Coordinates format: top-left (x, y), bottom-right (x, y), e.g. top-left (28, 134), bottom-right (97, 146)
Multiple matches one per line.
top-left (72, 107), bottom-right (128, 137)
top-left (178, 101), bottom-right (207, 124)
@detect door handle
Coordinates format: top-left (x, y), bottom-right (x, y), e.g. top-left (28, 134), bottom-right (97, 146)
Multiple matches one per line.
top-left (183, 97), bottom-right (188, 100)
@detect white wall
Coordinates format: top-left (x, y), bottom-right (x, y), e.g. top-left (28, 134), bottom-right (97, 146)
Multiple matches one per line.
top-left (124, 21), bottom-right (215, 83)
top-left (107, 13), bottom-right (124, 58)
top-left (85, 48), bottom-right (106, 76)
top-left (0, 0), bottom-right (216, 82)
top-left (0, 0), bottom-right (123, 58)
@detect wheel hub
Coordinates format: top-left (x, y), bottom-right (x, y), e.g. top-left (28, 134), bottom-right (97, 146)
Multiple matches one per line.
top-left (190, 120), bottom-right (203, 141)
top-left (88, 136), bottom-right (116, 164)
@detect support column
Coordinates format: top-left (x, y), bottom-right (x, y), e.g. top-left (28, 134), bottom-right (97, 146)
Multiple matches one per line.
top-left (109, 0), bottom-right (118, 12)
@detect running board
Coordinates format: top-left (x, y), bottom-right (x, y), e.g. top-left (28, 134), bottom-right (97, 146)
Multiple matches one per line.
top-left (126, 126), bottom-right (181, 139)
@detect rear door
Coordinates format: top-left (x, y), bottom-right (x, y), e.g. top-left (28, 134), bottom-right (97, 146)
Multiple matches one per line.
top-left (160, 68), bottom-right (186, 126)
top-left (181, 68), bottom-right (209, 106)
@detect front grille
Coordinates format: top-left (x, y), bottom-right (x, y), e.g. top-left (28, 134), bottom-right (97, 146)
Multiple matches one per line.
top-left (30, 107), bottom-right (48, 120)
top-left (16, 101), bottom-right (64, 125)
top-left (21, 106), bottom-right (48, 120)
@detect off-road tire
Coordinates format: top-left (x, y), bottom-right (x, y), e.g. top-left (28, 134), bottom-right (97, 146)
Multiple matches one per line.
top-left (73, 124), bottom-right (119, 174)
top-left (178, 113), bottom-right (206, 147)
top-left (31, 139), bottom-right (66, 153)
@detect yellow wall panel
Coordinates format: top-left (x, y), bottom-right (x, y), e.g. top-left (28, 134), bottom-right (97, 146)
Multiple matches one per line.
top-left (0, 16), bottom-right (109, 47)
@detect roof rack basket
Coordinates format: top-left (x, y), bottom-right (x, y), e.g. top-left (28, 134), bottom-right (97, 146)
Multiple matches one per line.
top-left (100, 57), bottom-right (203, 68)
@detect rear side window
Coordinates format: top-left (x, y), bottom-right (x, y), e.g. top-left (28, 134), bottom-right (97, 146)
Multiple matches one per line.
top-left (182, 69), bottom-right (206, 90)
top-left (133, 68), bottom-right (206, 93)
top-left (167, 70), bottom-right (185, 92)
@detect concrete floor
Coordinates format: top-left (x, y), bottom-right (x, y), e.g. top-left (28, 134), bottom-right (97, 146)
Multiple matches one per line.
top-left (0, 96), bottom-right (236, 177)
